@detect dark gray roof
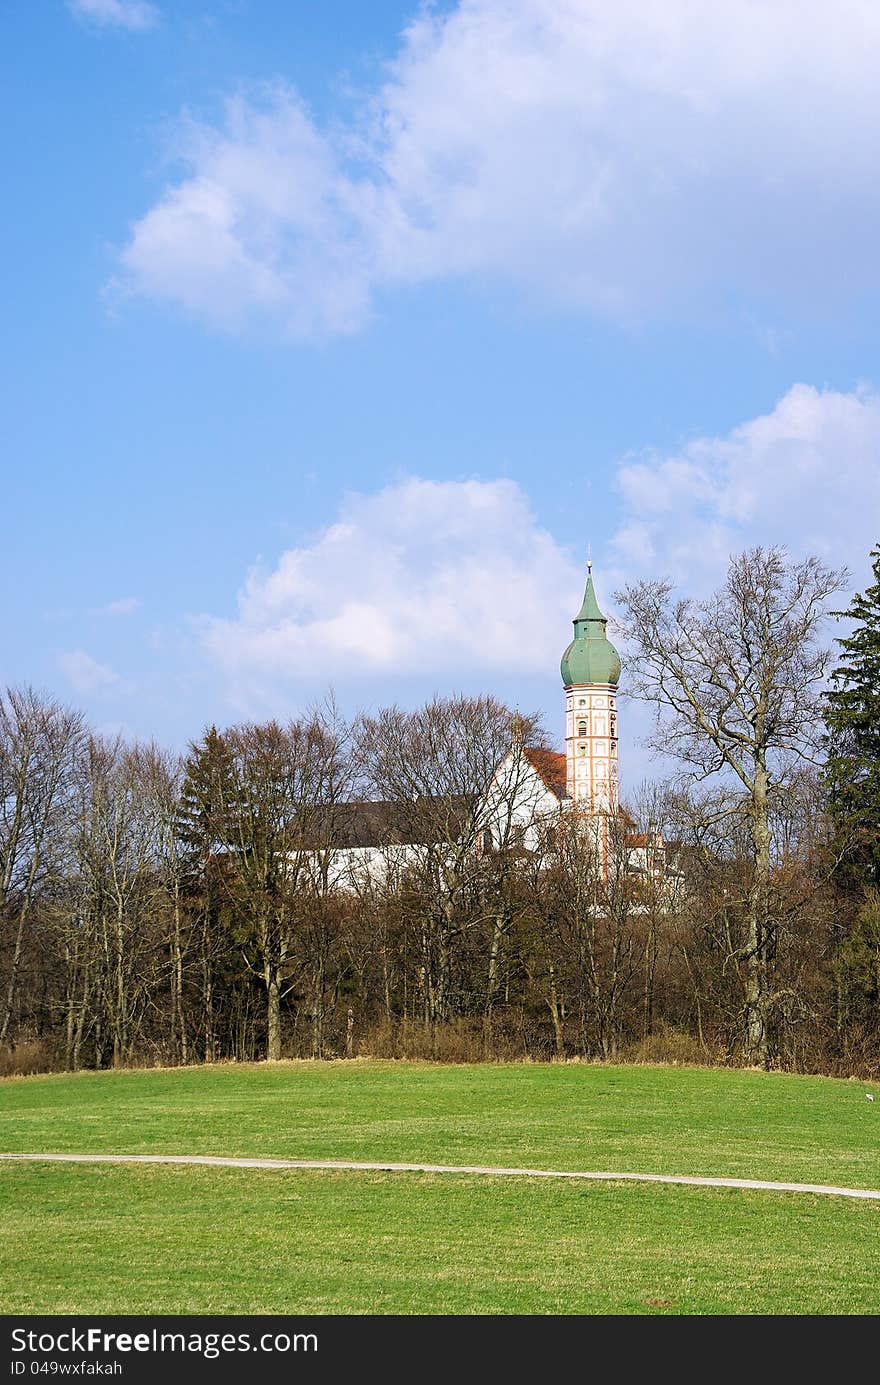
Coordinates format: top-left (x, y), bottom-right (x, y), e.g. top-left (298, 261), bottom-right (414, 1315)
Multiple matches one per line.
top-left (308, 797), bottom-right (475, 849)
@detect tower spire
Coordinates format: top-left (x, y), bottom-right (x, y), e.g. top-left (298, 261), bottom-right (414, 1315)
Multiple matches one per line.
top-left (572, 565), bottom-right (608, 634)
top-left (560, 562), bottom-right (621, 816)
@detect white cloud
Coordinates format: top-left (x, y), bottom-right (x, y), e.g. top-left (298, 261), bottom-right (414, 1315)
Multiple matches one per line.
top-left (608, 383), bottom-right (880, 591)
top-left (69, 0), bottom-right (159, 31)
top-left (202, 385), bottom-right (879, 710)
top-left (100, 597), bottom-right (140, 617)
top-left (119, 0), bottom-right (880, 336)
top-left (120, 91), bottom-right (371, 336)
top-left (196, 381), bottom-right (878, 781)
top-left (202, 477), bottom-right (582, 699)
top-left (59, 650), bottom-right (121, 695)
top-left (599, 381), bottom-right (880, 784)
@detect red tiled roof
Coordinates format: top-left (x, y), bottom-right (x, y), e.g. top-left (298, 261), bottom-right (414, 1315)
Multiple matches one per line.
top-left (523, 747), bottom-right (567, 798)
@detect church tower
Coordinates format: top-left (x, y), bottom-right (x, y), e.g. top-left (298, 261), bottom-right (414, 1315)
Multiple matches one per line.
top-left (560, 562), bottom-right (622, 813)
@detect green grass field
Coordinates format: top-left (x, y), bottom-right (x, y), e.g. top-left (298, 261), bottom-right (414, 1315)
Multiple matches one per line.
top-left (2, 1060), bottom-right (880, 1314)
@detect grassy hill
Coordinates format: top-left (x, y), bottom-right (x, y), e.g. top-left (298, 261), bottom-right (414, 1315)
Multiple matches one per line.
top-left (2, 1060), bottom-right (879, 1314)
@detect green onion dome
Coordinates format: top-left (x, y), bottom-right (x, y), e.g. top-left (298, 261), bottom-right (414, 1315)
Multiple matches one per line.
top-left (560, 567), bottom-right (621, 688)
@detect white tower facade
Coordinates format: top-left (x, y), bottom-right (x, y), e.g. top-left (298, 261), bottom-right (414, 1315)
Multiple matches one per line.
top-left (564, 684), bottom-right (619, 812)
top-left (560, 562), bottom-right (622, 815)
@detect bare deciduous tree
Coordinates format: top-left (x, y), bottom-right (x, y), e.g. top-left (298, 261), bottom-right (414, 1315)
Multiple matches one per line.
top-left (357, 695), bottom-right (543, 1041)
top-left (0, 687), bottom-right (83, 1044)
top-left (143, 746), bottom-right (191, 1063)
top-left (221, 710), bottom-right (351, 1061)
top-left (616, 547), bottom-right (846, 1064)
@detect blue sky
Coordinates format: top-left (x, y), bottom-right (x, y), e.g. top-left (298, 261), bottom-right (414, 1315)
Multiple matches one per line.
top-left (4, 0), bottom-right (880, 778)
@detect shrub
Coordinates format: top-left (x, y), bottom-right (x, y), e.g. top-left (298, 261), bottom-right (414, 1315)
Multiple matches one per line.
top-left (619, 1024), bottom-right (715, 1067)
top-left (0, 1040), bottom-right (58, 1077)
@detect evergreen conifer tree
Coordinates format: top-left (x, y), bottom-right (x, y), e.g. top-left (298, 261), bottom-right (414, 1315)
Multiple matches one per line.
top-left (824, 547), bottom-right (880, 885)
top-left (177, 726), bottom-right (238, 1060)
top-left (178, 725), bottom-right (236, 863)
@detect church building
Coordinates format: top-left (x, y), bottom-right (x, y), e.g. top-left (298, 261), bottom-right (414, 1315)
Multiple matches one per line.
top-left (326, 564), bottom-right (635, 887)
top-left (476, 562), bottom-right (624, 863)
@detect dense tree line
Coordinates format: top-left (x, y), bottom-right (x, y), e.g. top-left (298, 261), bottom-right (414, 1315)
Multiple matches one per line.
top-left (3, 545), bottom-right (880, 1076)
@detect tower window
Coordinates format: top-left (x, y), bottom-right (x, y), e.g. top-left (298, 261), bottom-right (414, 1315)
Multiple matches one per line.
top-left (578, 744), bottom-right (587, 756)
top-left (577, 720), bottom-right (587, 737)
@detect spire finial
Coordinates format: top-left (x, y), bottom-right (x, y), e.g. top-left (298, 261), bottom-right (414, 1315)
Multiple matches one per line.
top-left (587, 543), bottom-right (593, 575)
